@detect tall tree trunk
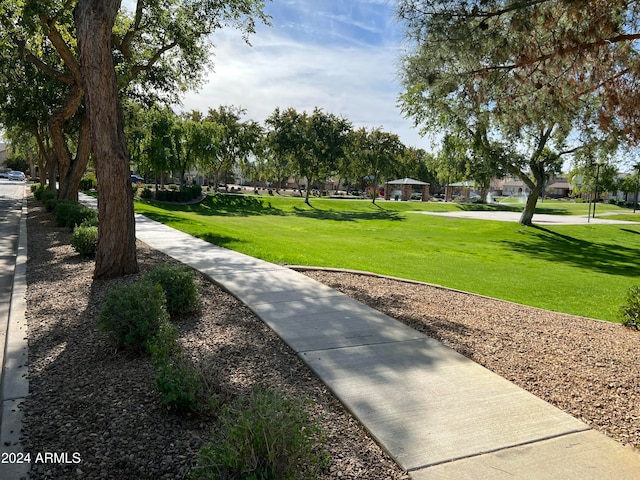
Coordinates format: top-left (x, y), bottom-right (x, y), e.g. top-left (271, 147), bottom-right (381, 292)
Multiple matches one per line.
top-left (304, 176), bottom-right (312, 205)
top-left (519, 187), bottom-right (541, 226)
top-left (519, 167), bottom-right (546, 226)
top-left (75, 0), bottom-right (138, 278)
top-left (50, 85), bottom-right (84, 200)
top-left (57, 114), bottom-right (92, 201)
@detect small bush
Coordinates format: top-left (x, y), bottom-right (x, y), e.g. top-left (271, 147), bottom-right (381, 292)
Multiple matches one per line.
top-left (191, 388), bottom-right (329, 480)
top-left (71, 224), bottom-right (98, 256)
top-left (54, 201), bottom-right (98, 229)
top-left (620, 286), bottom-right (640, 330)
top-left (40, 187), bottom-right (57, 204)
top-left (147, 321), bottom-right (201, 412)
top-left (154, 353), bottom-right (201, 413)
top-left (141, 187), bottom-right (153, 199)
top-left (79, 172), bottom-right (97, 191)
top-left (98, 280), bottom-right (169, 353)
top-left (144, 264), bottom-right (201, 318)
top-left (45, 197), bottom-right (62, 213)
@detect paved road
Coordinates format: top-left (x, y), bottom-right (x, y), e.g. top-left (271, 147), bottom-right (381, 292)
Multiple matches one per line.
top-left (0, 179), bottom-right (25, 336)
top-left (0, 179), bottom-right (28, 480)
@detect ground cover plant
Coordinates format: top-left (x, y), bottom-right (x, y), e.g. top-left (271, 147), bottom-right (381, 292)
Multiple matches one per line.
top-left (134, 194), bottom-right (640, 322)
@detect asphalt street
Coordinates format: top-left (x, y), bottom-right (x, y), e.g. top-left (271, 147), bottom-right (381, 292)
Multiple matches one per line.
top-left (0, 179), bottom-right (28, 480)
top-left (0, 179), bottom-right (25, 345)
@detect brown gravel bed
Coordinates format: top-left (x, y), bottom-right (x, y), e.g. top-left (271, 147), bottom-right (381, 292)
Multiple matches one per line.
top-left (23, 202), bottom-right (408, 479)
top-left (301, 270), bottom-right (640, 448)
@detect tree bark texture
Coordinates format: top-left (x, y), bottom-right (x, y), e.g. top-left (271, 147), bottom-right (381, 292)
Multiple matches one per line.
top-left (75, 0), bottom-right (138, 278)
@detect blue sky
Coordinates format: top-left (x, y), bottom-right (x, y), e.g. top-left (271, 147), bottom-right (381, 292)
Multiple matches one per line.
top-left (179, 0), bottom-right (429, 150)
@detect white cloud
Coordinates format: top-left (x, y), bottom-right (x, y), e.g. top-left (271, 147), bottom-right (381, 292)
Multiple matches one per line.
top-left (178, 1), bottom-right (430, 150)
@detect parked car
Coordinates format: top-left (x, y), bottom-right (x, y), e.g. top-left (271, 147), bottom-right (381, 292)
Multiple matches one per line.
top-left (8, 171), bottom-right (25, 181)
top-left (0, 171), bottom-right (9, 179)
top-left (131, 175), bottom-right (144, 185)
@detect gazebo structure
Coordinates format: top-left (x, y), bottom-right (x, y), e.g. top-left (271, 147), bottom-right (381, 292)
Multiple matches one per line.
top-left (384, 178), bottom-right (430, 201)
top-left (445, 180), bottom-right (475, 202)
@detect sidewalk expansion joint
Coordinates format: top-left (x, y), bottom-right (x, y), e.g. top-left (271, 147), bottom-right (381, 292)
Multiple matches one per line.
top-left (406, 427), bottom-right (593, 473)
top-left (297, 337), bottom-right (429, 354)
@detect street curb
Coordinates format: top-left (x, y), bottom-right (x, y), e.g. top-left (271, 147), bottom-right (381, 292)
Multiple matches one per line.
top-left (0, 188), bottom-right (30, 480)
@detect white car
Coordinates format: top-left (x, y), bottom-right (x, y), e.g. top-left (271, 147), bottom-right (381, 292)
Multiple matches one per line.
top-left (8, 171), bottom-right (25, 181)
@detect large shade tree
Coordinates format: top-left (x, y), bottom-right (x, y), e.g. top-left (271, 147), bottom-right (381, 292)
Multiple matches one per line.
top-left (2, 0), bottom-right (268, 277)
top-left (203, 105), bottom-right (262, 188)
top-left (265, 107), bottom-right (352, 205)
top-left (346, 127), bottom-right (405, 204)
top-left (396, 0), bottom-right (629, 224)
top-left (76, 0), bottom-right (267, 278)
top-left (0, 2), bottom-right (89, 198)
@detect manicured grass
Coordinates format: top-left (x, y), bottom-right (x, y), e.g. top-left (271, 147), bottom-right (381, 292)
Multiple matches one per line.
top-left (135, 194), bottom-right (640, 322)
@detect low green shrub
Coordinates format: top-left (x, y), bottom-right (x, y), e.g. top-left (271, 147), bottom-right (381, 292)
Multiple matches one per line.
top-left (98, 280), bottom-right (169, 353)
top-left (141, 187), bottom-right (153, 199)
top-left (54, 201), bottom-right (98, 229)
top-left (40, 187), bottom-right (57, 204)
top-left (152, 185), bottom-right (203, 203)
top-left (79, 172), bottom-right (97, 191)
top-left (620, 285), bottom-right (640, 329)
top-left (71, 224), bottom-right (98, 256)
top-left (191, 388), bottom-right (329, 480)
top-left (154, 353), bottom-right (201, 413)
top-left (45, 197), bottom-right (61, 213)
top-left (144, 264), bottom-right (201, 318)
top-left (147, 321), bottom-right (201, 412)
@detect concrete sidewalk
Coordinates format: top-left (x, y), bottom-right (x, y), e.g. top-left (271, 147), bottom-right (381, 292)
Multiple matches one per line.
top-left (414, 209), bottom-right (639, 225)
top-left (132, 214), bottom-right (640, 478)
top-left (78, 194), bottom-right (640, 478)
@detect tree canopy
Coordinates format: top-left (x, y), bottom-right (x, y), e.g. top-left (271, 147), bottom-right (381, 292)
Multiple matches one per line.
top-left (397, 0), bottom-right (640, 141)
top-left (396, 0), bottom-right (632, 224)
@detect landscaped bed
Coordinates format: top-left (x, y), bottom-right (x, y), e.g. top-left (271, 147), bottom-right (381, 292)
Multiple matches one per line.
top-left (23, 201), bottom-right (407, 479)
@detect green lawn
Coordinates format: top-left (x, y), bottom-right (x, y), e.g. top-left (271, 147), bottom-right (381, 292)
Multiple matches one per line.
top-left (134, 194), bottom-right (640, 322)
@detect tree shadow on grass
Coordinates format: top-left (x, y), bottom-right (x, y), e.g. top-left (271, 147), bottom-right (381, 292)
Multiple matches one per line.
top-left (501, 225), bottom-right (640, 277)
top-left (197, 194), bottom-right (284, 217)
top-left (291, 205), bottom-right (404, 222)
top-left (456, 203), bottom-right (572, 216)
top-left (457, 203), bottom-right (522, 213)
top-left (141, 194), bottom-right (285, 217)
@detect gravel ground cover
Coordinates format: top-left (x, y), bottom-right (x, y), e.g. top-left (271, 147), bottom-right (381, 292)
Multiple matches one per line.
top-left (22, 198), bottom-right (640, 479)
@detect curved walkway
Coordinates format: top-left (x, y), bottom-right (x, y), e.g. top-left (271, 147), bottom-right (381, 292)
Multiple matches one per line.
top-left (414, 209), bottom-right (639, 225)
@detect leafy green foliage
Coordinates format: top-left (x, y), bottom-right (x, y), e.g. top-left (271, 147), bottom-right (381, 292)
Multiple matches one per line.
top-left (54, 201), bottom-right (98, 229)
top-left (147, 320), bottom-right (201, 413)
top-left (79, 172), bottom-right (97, 191)
top-left (71, 224), bottom-right (98, 256)
top-left (154, 354), bottom-right (202, 413)
top-left (265, 107), bottom-right (352, 205)
top-left (143, 264), bottom-right (202, 318)
top-left (620, 286), bottom-right (640, 329)
top-left (98, 280), bottom-right (170, 354)
top-left (191, 388), bottom-right (329, 480)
